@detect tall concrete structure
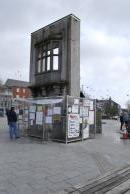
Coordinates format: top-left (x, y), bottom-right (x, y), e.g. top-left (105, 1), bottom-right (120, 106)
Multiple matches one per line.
top-left (29, 14), bottom-right (80, 97)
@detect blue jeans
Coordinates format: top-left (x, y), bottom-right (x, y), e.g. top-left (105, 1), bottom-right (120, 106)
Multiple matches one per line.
top-left (9, 122), bottom-right (19, 139)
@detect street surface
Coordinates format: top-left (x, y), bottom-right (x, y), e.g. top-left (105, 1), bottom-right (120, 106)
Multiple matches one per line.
top-left (0, 118), bottom-right (130, 194)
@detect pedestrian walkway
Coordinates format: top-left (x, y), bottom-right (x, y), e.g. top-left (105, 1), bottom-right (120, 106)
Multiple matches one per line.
top-left (0, 118), bottom-right (130, 194)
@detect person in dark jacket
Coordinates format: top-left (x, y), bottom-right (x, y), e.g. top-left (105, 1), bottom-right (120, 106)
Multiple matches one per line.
top-left (120, 113), bottom-right (124, 130)
top-left (6, 107), bottom-right (19, 139)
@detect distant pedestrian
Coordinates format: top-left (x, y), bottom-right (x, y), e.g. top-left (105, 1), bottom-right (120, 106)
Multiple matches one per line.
top-left (120, 113), bottom-right (124, 131)
top-left (6, 107), bottom-right (20, 139)
top-left (123, 112), bottom-right (128, 127)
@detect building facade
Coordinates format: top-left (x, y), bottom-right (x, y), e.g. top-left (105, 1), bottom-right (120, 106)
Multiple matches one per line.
top-left (96, 98), bottom-right (121, 118)
top-left (5, 79), bottom-right (31, 99)
top-left (29, 14), bottom-right (80, 97)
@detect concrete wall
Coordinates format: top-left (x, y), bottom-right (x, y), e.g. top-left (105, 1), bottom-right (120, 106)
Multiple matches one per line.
top-left (29, 14), bottom-right (80, 97)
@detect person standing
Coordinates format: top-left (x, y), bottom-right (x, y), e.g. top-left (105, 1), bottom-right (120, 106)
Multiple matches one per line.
top-left (120, 113), bottom-right (124, 131)
top-left (6, 107), bottom-right (19, 139)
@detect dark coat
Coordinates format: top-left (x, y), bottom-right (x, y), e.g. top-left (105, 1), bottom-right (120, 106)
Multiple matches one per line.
top-left (7, 110), bottom-right (17, 122)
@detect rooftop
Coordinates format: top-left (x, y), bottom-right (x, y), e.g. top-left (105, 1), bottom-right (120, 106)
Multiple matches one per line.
top-left (5, 79), bottom-right (29, 88)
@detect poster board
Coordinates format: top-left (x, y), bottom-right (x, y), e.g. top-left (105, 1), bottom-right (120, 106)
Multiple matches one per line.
top-left (88, 111), bottom-right (94, 124)
top-left (68, 114), bottom-right (80, 138)
top-left (36, 112), bottom-right (43, 125)
top-left (83, 125), bottom-right (89, 139)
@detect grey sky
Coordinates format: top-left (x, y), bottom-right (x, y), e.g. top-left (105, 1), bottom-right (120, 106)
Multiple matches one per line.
top-left (0, 0), bottom-right (130, 107)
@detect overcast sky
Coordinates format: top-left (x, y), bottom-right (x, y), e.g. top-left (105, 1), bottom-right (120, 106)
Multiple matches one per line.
top-left (1, 0), bottom-right (130, 108)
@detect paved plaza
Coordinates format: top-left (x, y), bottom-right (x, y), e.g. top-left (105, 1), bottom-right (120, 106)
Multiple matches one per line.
top-left (0, 118), bottom-right (130, 194)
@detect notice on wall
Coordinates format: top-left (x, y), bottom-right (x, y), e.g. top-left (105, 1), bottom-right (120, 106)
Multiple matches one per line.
top-left (83, 99), bottom-right (90, 107)
top-left (37, 106), bottom-right (43, 112)
top-left (53, 107), bottom-right (61, 115)
top-left (88, 111), bottom-right (94, 124)
top-left (25, 110), bottom-right (28, 114)
top-left (48, 108), bottom-right (53, 116)
top-left (83, 125), bottom-right (89, 139)
top-left (80, 106), bottom-right (89, 117)
top-left (29, 105), bottom-right (36, 113)
top-left (72, 105), bottom-right (79, 114)
top-left (74, 98), bottom-right (79, 105)
top-left (68, 114), bottom-right (80, 138)
top-left (68, 106), bottom-right (72, 113)
top-left (15, 109), bottom-right (19, 114)
top-left (89, 101), bottom-right (94, 111)
top-left (53, 115), bottom-right (61, 122)
top-left (29, 113), bottom-right (35, 120)
top-left (30, 120), bottom-right (33, 126)
top-left (45, 116), bottom-right (52, 124)
top-left (24, 117), bottom-right (28, 122)
top-left (36, 112), bottom-right (43, 125)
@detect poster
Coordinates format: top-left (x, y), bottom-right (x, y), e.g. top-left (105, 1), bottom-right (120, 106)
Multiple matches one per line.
top-left (48, 108), bottom-right (53, 116)
top-left (53, 115), bottom-right (61, 122)
top-left (72, 105), bottom-right (79, 114)
top-left (83, 100), bottom-right (90, 107)
top-left (36, 112), bottom-right (43, 125)
top-left (24, 117), bottom-right (28, 122)
top-left (88, 111), bottom-right (94, 124)
top-left (24, 110), bottom-right (28, 114)
top-left (83, 125), bottom-right (89, 139)
top-left (89, 101), bottom-right (94, 111)
top-left (68, 114), bottom-right (80, 138)
top-left (74, 98), bottom-right (79, 105)
top-left (45, 116), bottom-right (52, 124)
top-left (37, 106), bottom-right (43, 112)
top-left (53, 107), bottom-right (61, 114)
top-left (68, 106), bottom-right (72, 113)
top-left (29, 105), bottom-right (36, 112)
top-left (29, 113), bottom-right (35, 120)
top-left (30, 120), bottom-right (33, 126)
top-left (80, 106), bottom-right (89, 117)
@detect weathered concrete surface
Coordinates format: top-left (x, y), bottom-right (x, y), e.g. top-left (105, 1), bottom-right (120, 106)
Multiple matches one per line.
top-left (0, 118), bottom-right (130, 194)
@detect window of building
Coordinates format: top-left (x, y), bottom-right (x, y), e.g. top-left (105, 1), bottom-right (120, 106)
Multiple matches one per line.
top-left (42, 58), bottom-right (46, 72)
top-left (47, 56), bottom-right (50, 71)
top-left (23, 89), bottom-right (25, 93)
top-left (36, 41), bottom-right (60, 73)
top-left (53, 56), bottom-right (59, 70)
top-left (16, 88), bottom-right (19, 92)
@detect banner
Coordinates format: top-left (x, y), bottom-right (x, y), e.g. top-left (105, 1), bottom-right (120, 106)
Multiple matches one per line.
top-left (68, 114), bottom-right (80, 138)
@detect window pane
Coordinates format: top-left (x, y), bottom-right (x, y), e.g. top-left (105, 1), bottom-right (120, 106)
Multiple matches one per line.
top-left (42, 58), bottom-right (45, 72)
top-left (47, 57), bottom-right (50, 71)
top-left (43, 51), bottom-right (45, 57)
top-left (47, 50), bottom-right (50, 55)
top-left (38, 60), bottom-right (41, 73)
top-left (53, 56), bottom-right (59, 70)
top-left (38, 51), bottom-right (41, 58)
top-left (53, 48), bottom-right (59, 55)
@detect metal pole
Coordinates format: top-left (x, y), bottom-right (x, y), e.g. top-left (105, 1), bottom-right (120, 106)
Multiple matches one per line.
top-left (94, 99), bottom-right (96, 138)
top-left (65, 95), bottom-right (68, 144)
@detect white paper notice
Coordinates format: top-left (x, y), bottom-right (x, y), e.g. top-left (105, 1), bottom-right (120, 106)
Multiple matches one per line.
top-left (45, 116), bottom-right (52, 124)
top-left (29, 113), bottom-right (35, 120)
top-left (30, 120), bottom-right (33, 126)
top-left (88, 111), bottom-right (94, 124)
top-left (83, 125), bottom-right (89, 139)
top-left (68, 114), bottom-right (80, 138)
top-left (53, 107), bottom-right (61, 114)
top-left (25, 110), bottom-right (28, 114)
top-left (74, 98), bottom-right (79, 105)
top-left (29, 106), bottom-right (36, 112)
top-left (89, 101), bottom-right (94, 110)
top-left (84, 100), bottom-right (90, 107)
top-left (48, 108), bottom-right (53, 116)
top-left (72, 105), bottom-right (79, 114)
top-left (36, 112), bottom-right (43, 125)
